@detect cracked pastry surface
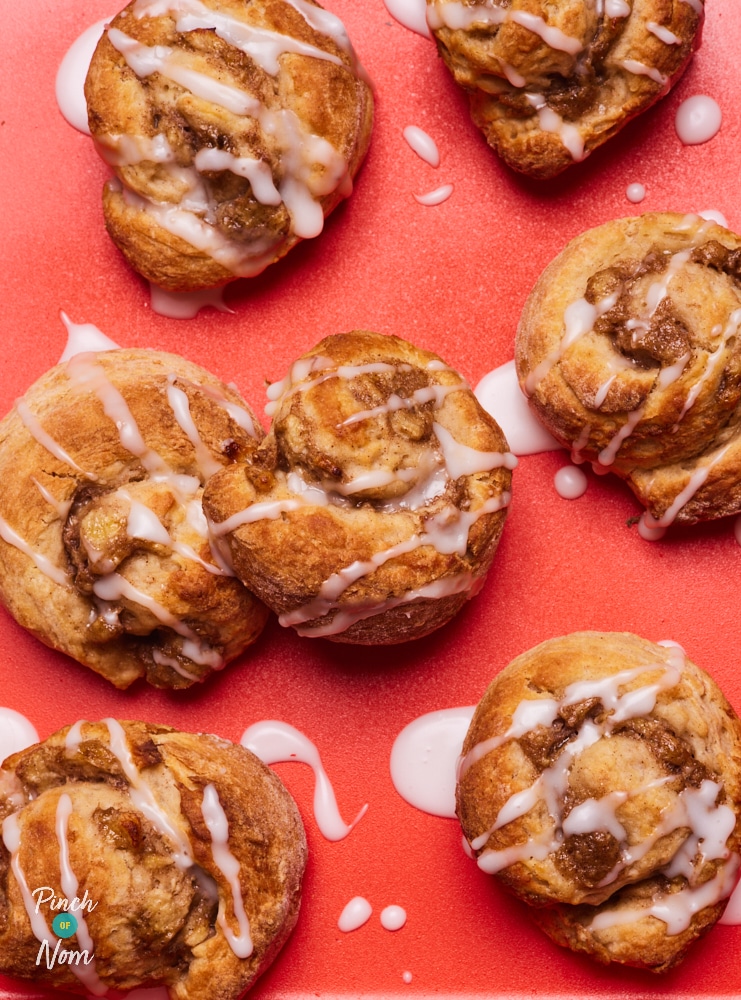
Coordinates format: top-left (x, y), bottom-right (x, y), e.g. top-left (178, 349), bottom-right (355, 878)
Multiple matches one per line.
top-left (0, 348), bottom-right (269, 689)
top-left (0, 720), bottom-right (307, 999)
top-left (426, 0), bottom-right (704, 179)
top-left (85, 0), bottom-right (374, 291)
top-left (515, 212), bottom-right (741, 529)
top-left (202, 330), bottom-right (515, 643)
top-left (457, 632), bottom-right (741, 972)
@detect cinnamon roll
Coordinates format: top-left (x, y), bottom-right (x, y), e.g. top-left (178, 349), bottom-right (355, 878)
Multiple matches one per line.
top-left (0, 348), bottom-right (269, 689)
top-left (0, 720), bottom-right (307, 998)
top-left (85, 0), bottom-right (374, 291)
top-left (457, 632), bottom-right (741, 972)
top-left (426, 0), bottom-right (704, 179)
top-left (202, 331), bottom-right (515, 643)
top-left (516, 212), bottom-right (741, 530)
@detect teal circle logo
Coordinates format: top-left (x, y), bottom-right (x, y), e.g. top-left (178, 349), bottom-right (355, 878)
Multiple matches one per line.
top-left (52, 913), bottom-right (78, 939)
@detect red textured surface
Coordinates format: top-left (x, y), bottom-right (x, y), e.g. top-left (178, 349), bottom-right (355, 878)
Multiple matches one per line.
top-left (1, 1), bottom-right (740, 997)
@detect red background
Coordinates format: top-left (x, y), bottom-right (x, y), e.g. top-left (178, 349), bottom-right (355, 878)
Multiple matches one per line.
top-left (1, 1), bottom-right (740, 996)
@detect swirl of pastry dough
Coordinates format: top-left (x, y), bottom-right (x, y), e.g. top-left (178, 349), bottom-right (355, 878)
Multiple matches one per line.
top-left (0, 348), bottom-right (269, 689)
top-left (426, 0), bottom-right (703, 179)
top-left (516, 212), bottom-right (741, 528)
top-left (0, 720), bottom-right (307, 998)
top-left (457, 632), bottom-right (741, 972)
top-left (85, 0), bottom-right (374, 290)
top-left (202, 331), bottom-right (515, 643)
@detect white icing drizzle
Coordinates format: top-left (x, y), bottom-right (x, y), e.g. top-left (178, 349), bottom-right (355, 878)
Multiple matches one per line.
top-left (103, 719), bottom-right (194, 869)
top-left (380, 905), bottom-right (407, 931)
top-left (647, 21), bottom-right (681, 44)
top-left (526, 94), bottom-right (584, 161)
top-left (414, 184), bottom-right (453, 206)
top-left (679, 0), bottom-right (703, 15)
top-left (338, 896), bottom-right (372, 932)
top-left (193, 148), bottom-right (281, 205)
top-left (620, 59), bottom-right (668, 87)
top-left (65, 720), bottom-right (87, 755)
top-left (497, 58), bottom-right (526, 87)
top-left (601, 0), bottom-right (630, 15)
top-left (641, 441), bottom-right (734, 530)
top-left (0, 513), bottom-right (72, 588)
top-left (31, 479), bottom-right (73, 519)
top-left (133, 0), bottom-right (345, 76)
top-left (340, 381), bottom-right (464, 426)
top-left (210, 497), bottom-right (305, 536)
top-left (474, 360), bottom-right (560, 456)
top-left (403, 125), bottom-right (441, 167)
top-left (59, 313), bottom-right (121, 363)
top-left (383, 0), bottom-right (432, 39)
top-left (95, 132), bottom-right (176, 167)
top-left (0, 708), bottom-right (39, 763)
top-left (166, 379), bottom-right (223, 480)
top-left (241, 720), bottom-right (367, 841)
top-left (390, 707), bottom-right (476, 818)
top-left (432, 422), bottom-right (517, 476)
top-left (15, 399), bottom-right (96, 480)
top-left (55, 18), bottom-right (112, 135)
top-left (200, 783), bottom-right (253, 958)
top-left (55, 795), bottom-right (106, 995)
top-left (426, 3), bottom-right (583, 55)
top-left (1, 814), bottom-right (57, 945)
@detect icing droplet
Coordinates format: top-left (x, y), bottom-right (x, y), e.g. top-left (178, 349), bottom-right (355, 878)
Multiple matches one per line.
top-left (0, 708), bottom-right (39, 763)
top-left (338, 896), bottom-right (372, 932)
top-left (675, 95), bottom-right (722, 146)
top-left (474, 360), bottom-right (561, 456)
top-left (55, 18), bottom-right (112, 134)
top-left (626, 182), bottom-right (646, 204)
top-left (402, 971), bottom-right (413, 984)
top-left (414, 184), bottom-right (453, 206)
top-left (638, 513), bottom-right (667, 542)
top-left (380, 905), bottom-right (407, 931)
top-left (382, 0), bottom-right (432, 38)
top-left (390, 707), bottom-right (475, 818)
top-left (403, 125), bottom-right (440, 167)
top-left (554, 466), bottom-right (588, 500)
top-left (149, 284), bottom-right (234, 319)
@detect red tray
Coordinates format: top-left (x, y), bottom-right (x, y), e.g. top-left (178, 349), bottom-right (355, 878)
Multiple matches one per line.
top-left (1, 0), bottom-right (740, 996)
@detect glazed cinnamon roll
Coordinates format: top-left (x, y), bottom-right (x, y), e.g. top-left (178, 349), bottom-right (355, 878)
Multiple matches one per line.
top-left (516, 212), bottom-right (741, 530)
top-left (426, 0), bottom-right (704, 179)
top-left (85, 0), bottom-right (374, 291)
top-left (0, 720), bottom-right (307, 998)
top-left (457, 632), bottom-right (741, 972)
top-left (202, 331), bottom-right (515, 643)
top-left (0, 348), bottom-right (269, 689)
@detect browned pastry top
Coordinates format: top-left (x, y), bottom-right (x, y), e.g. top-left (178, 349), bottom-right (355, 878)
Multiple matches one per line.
top-left (203, 330), bottom-right (514, 644)
top-left (0, 721), bottom-right (307, 999)
top-left (85, 0), bottom-right (374, 290)
top-left (0, 348), bottom-right (269, 689)
top-left (426, 0), bottom-right (704, 179)
top-left (457, 632), bottom-right (741, 972)
top-left (515, 212), bottom-right (741, 527)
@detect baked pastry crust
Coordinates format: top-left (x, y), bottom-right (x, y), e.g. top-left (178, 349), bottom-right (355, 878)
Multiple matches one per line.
top-left (85, 0), bottom-right (374, 290)
top-left (426, 0), bottom-right (704, 179)
top-left (457, 632), bottom-right (741, 972)
top-left (202, 330), bottom-right (515, 643)
top-left (0, 348), bottom-right (269, 689)
top-left (0, 720), bottom-right (307, 998)
top-left (515, 212), bottom-right (741, 528)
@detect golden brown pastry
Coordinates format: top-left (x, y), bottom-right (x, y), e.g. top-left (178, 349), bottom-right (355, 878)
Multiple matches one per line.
top-left (203, 330), bottom-right (515, 643)
top-left (426, 0), bottom-right (703, 179)
top-left (457, 632), bottom-right (741, 972)
top-left (0, 720), bottom-right (307, 998)
top-left (0, 347), bottom-right (269, 689)
top-left (85, 0), bottom-right (374, 291)
top-left (516, 212), bottom-right (741, 530)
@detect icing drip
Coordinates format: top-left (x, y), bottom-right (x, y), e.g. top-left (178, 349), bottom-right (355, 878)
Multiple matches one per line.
top-left (426, 3), bottom-right (583, 55)
top-left (166, 379), bottom-right (223, 480)
top-left (620, 59), bottom-right (668, 87)
top-left (241, 720), bottom-right (367, 841)
top-left (200, 783), bottom-right (253, 958)
top-left (0, 513), bottom-right (72, 588)
top-left (15, 399), bottom-right (96, 480)
top-left (526, 94), bottom-right (584, 161)
top-left (55, 795), bottom-right (106, 994)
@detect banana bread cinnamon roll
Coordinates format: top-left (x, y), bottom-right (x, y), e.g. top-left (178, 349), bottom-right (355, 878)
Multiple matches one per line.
top-left (0, 348), bottom-right (268, 689)
top-left (426, 0), bottom-right (704, 179)
top-left (0, 720), bottom-right (307, 998)
top-left (516, 212), bottom-right (741, 530)
top-left (457, 632), bottom-right (741, 971)
top-left (203, 331), bottom-right (515, 643)
top-left (85, 0), bottom-right (374, 290)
